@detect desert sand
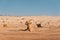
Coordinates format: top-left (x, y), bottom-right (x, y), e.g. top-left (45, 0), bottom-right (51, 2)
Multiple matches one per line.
top-left (0, 16), bottom-right (60, 40)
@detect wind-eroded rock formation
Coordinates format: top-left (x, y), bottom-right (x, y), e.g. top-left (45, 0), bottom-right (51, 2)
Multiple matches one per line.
top-left (0, 16), bottom-right (60, 32)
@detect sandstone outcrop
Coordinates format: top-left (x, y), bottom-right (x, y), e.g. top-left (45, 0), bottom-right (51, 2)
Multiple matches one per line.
top-left (0, 16), bottom-right (60, 32)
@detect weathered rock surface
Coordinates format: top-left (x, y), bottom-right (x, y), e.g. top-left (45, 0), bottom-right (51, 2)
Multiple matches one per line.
top-left (0, 16), bottom-right (60, 32)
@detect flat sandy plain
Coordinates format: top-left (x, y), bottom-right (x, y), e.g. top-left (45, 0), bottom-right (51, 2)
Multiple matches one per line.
top-left (0, 16), bottom-right (60, 40)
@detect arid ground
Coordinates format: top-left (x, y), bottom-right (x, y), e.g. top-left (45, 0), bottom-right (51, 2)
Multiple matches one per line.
top-left (0, 16), bottom-right (60, 40)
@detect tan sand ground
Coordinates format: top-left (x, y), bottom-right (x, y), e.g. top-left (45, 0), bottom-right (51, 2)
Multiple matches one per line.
top-left (0, 16), bottom-right (60, 40)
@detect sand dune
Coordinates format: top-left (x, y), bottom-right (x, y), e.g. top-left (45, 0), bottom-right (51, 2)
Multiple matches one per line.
top-left (0, 16), bottom-right (60, 40)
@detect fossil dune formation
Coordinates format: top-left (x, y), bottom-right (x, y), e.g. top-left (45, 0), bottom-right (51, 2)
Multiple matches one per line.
top-left (0, 16), bottom-right (60, 40)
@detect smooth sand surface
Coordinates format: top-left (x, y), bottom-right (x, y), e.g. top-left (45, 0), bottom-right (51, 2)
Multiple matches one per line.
top-left (0, 31), bottom-right (60, 40)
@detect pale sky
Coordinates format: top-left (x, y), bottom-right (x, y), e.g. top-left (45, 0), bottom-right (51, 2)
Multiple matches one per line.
top-left (0, 0), bottom-right (60, 16)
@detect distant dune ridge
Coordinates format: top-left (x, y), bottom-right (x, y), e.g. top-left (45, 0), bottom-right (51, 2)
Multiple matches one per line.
top-left (0, 16), bottom-right (60, 32)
